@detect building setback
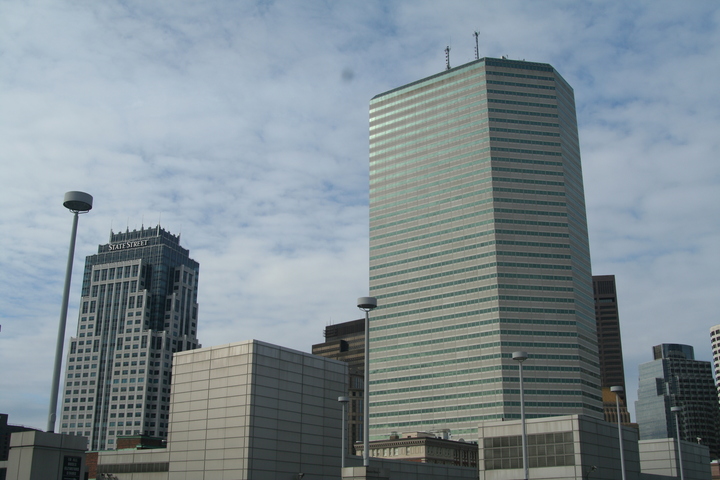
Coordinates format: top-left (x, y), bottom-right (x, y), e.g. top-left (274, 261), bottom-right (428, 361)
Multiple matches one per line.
top-left (312, 319), bottom-right (365, 455)
top-left (368, 57), bottom-right (603, 442)
top-left (59, 226), bottom-right (201, 450)
top-left (636, 343), bottom-right (720, 459)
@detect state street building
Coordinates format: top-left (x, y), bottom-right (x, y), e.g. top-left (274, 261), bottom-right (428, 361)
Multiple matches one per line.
top-left (368, 57), bottom-right (603, 442)
top-left (59, 226), bottom-right (201, 450)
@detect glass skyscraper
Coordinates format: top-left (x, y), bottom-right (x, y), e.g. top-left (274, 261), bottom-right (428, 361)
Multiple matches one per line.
top-left (368, 57), bottom-right (602, 441)
top-left (636, 343), bottom-right (720, 459)
top-left (59, 226), bottom-right (200, 450)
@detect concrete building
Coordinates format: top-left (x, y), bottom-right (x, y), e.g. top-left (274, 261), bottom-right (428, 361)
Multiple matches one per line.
top-left (312, 319), bottom-right (365, 455)
top-left (59, 226), bottom-right (201, 450)
top-left (636, 344), bottom-right (720, 459)
top-left (368, 57), bottom-right (602, 442)
top-left (640, 438), bottom-right (711, 480)
top-left (477, 414), bottom-right (710, 480)
top-left (93, 340), bottom-right (349, 479)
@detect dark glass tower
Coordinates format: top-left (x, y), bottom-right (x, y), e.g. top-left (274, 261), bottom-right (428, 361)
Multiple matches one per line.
top-left (59, 226), bottom-right (200, 450)
top-left (592, 275), bottom-right (631, 424)
top-left (636, 344), bottom-right (720, 459)
top-left (368, 57), bottom-right (602, 441)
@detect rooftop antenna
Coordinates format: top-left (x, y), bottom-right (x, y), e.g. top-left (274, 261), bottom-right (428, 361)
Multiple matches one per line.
top-left (474, 31), bottom-right (479, 60)
top-left (445, 46), bottom-right (451, 70)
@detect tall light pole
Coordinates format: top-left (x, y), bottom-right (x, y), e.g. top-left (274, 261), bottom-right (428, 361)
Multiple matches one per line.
top-left (671, 406), bottom-right (685, 480)
top-left (611, 386), bottom-right (626, 480)
top-left (357, 296), bottom-right (377, 467)
top-left (512, 351), bottom-right (529, 480)
top-left (338, 396), bottom-right (349, 469)
top-left (48, 191), bottom-right (93, 432)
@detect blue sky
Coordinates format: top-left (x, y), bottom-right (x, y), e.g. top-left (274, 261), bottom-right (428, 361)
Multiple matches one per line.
top-left (1, 0), bottom-right (719, 430)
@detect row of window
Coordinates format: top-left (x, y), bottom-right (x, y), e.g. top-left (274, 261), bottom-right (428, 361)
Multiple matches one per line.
top-left (92, 265), bottom-right (140, 282)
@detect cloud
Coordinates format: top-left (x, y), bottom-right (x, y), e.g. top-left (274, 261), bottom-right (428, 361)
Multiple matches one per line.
top-left (1, 0), bottom-right (719, 430)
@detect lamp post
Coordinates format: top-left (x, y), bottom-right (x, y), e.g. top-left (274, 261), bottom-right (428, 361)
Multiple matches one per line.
top-left (611, 386), bottom-right (626, 480)
top-left (671, 406), bottom-right (685, 480)
top-left (357, 296), bottom-right (377, 467)
top-left (338, 396), bottom-right (350, 469)
top-left (512, 351), bottom-right (529, 480)
top-left (47, 191), bottom-right (93, 432)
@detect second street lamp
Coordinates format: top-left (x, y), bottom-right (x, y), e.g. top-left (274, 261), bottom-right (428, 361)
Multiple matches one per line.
top-left (357, 296), bottom-right (377, 467)
top-left (610, 386), bottom-right (626, 480)
top-left (512, 351), bottom-right (529, 480)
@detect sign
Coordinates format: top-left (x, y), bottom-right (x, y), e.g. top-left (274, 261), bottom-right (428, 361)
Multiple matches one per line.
top-left (107, 240), bottom-right (149, 251)
top-left (62, 455), bottom-right (82, 480)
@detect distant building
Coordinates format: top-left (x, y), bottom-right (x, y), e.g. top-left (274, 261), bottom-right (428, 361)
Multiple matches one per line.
top-left (59, 226), bottom-right (201, 450)
top-left (592, 275), bottom-right (631, 424)
top-left (312, 319), bottom-right (365, 455)
top-left (354, 431), bottom-right (478, 467)
top-left (710, 324), bottom-right (720, 404)
top-left (636, 343), bottom-right (720, 459)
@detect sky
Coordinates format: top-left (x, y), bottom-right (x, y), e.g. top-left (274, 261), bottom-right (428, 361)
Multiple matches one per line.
top-left (1, 0), bottom-right (719, 431)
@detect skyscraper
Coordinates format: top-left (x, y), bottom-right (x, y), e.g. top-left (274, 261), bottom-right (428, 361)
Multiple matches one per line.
top-left (636, 344), bottom-right (720, 459)
top-left (368, 57), bottom-right (602, 442)
top-left (592, 274), bottom-right (631, 424)
top-left (59, 226), bottom-right (200, 450)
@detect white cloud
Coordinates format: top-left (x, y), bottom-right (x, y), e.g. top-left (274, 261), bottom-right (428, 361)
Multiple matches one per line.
top-left (1, 0), bottom-right (719, 430)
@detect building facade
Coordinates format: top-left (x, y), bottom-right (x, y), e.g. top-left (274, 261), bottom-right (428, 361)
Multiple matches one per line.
top-left (312, 319), bottom-right (365, 454)
top-left (368, 57), bottom-right (602, 442)
top-left (355, 431), bottom-right (478, 467)
top-left (59, 226), bottom-right (201, 450)
top-left (636, 343), bottom-right (720, 459)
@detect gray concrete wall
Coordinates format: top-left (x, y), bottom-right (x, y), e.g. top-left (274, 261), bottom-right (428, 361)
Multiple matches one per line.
top-left (5, 431), bottom-right (86, 480)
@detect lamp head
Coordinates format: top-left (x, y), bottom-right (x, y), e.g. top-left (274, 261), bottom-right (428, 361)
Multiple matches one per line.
top-left (671, 406), bottom-right (682, 413)
top-left (357, 296), bottom-right (377, 311)
top-left (610, 386), bottom-right (624, 393)
top-left (338, 396), bottom-right (350, 403)
top-left (63, 191), bottom-right (93, 213)
top-left (512, 351), bottom-right (528, 362)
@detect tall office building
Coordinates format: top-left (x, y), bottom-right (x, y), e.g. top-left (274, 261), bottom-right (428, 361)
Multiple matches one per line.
top-left (59, 226), bottom-right (201, 450)
top-left (368, 57), bottom-right (602, 441)
top-left (592, 275), bottom-right (631, 424)
top-left (636, 344), bottom-right (720, 459)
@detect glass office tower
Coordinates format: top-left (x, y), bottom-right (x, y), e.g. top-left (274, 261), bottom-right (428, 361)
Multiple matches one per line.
top-left (636, 344), bottom-right (720, 459)
top-left (59, 226), bottom-right (200, 450)
top-left (368, 58), bottom-right (602, 441)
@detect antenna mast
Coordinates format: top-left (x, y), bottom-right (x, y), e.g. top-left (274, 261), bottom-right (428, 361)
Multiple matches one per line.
top-left (445, 46), bottom-right (451, 70)
top-left (474, 31), bottom-right (479, 60)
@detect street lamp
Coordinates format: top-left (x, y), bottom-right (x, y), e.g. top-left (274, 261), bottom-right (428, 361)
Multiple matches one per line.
top-left (48, 191), bottom-right (93, 432)
top-left (611, 386), bottom-right (626, 480)
top-left (512, 351), bottom-right (529, 480)
top-left (671, 406), bottom-right (685, 480)
top-left (338, 396), bottom-right (350, 469)
top-left (357, 296), bottom-right (377, 467)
